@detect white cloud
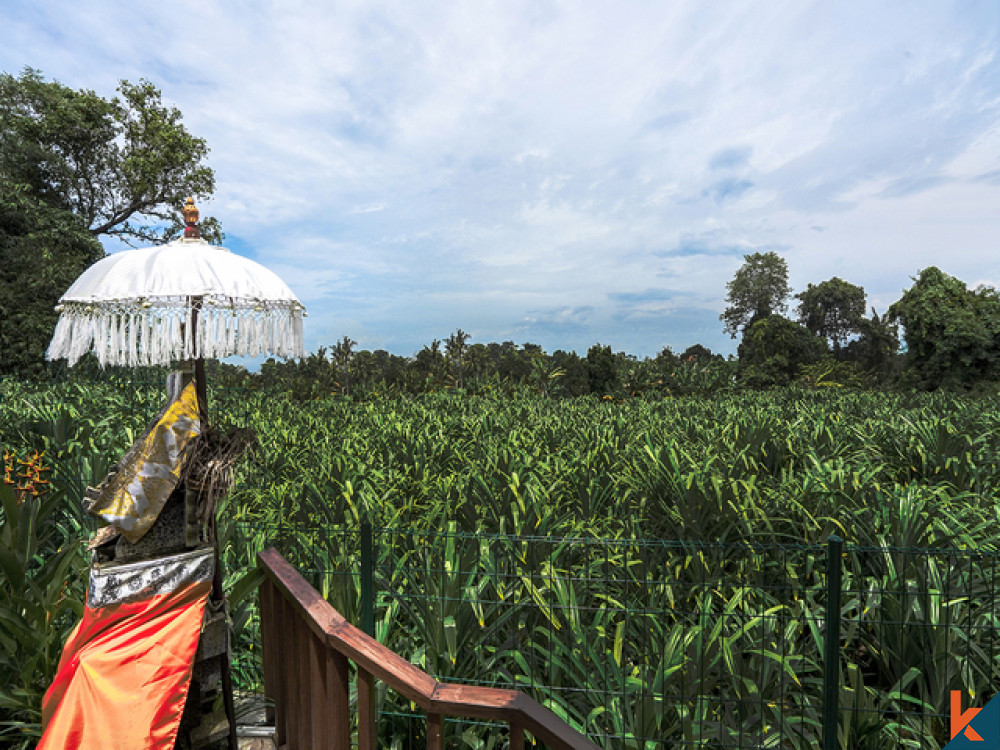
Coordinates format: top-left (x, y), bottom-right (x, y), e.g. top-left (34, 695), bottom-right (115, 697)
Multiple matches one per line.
top-left (3, 0), bottom-right (1000, 357)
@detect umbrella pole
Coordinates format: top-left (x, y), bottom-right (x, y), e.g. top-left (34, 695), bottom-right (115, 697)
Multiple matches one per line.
top-left (190, 296), bottom-right (236, 750)
top-left (194, 356), bottom-right (209, 425)
top-left (191, 296), bottom-right (209, 425)
top-left (191, 362), bottom-right (238, 750)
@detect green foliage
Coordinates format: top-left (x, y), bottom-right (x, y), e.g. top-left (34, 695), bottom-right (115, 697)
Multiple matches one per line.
top-left (888, 266), bottom-right (1000, 389)
top-left (720, 251), bottom-right (792, 338)
top-left (680, 343), bottom-right (720, 361)
top-left (845, 309), bottom-right (900, 378)
top-left (0, 481), bottom-right (86, 748)
top-left (586, 343), bottom-right (618, 395)
top-left (444, 329), bottom-right (471, 388)
top-left (798, 355), bottom-right (870, 389)
top-left (0, 68), bottom-right (219, 245)
top-left (723, 258), bottom-right (902, 387)
top-left (412, 338), bottom-right (447, 387)
top-left (0, 189), bottom-right (103, 378)
top-left (796, 277), bottom-right (866, 354)
top-left (550, 350), bottom-right (590, 397)
top-left (0, 67), bottom-right (222, 380)
top-left (738, 314), bottom-right (828, 386)
top-left (4, 377), bottom-right (1000, 747)
top-left (249, 335), bottom-right (742, 401)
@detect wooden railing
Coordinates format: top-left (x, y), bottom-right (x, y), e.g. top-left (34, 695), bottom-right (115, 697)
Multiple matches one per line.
top-left (258, 548), bottom-right (602, 750)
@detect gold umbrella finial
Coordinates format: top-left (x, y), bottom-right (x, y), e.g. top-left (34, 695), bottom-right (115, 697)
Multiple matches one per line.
top-left (182, 197), bottom-right (200, 239)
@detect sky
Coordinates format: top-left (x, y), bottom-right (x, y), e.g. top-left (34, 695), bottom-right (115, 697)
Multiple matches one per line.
top-left (3, 1), bottom-right (1000, 359)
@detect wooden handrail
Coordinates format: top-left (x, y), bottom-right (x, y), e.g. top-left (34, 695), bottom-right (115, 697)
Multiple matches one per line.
top-left (258, 548), bottom-right (601, 750)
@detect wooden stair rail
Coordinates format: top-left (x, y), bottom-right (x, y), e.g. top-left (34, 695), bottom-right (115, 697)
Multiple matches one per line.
top-left (258, 548), bottom-right (601, 750)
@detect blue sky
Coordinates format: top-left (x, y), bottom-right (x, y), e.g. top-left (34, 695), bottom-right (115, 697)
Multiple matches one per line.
top-left (4, 1), bottom-right (1000, 359)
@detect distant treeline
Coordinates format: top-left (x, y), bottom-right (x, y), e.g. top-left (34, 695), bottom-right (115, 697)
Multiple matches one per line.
top-left (34, 253), bottom-right (1000, 400)
top-left (19, 256), bottom-right (1000, 399)
top-left (228, 336), bottom-right (736, 400)
top-left (186, 254), bottom-right (1000, 399)
top-left (207, 337), bottom-right (873, 401)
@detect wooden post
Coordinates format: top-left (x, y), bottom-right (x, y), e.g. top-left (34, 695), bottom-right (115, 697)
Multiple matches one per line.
top-left (326, 649), bottom-right (351, 749)
top-left (188, 303), bottom-right (238, 749)
top-left (295, 617), bottom-right (313, 750)
top-left (274, 590), bottom-right (290, 748)
top-left (194, 356), bottom-right (208, 424)
top-left (282, 597), bottom-right (302, 749)
top-left (308, 632), bottom-right (330, 746)
top-left (427, 712), bottom-right (443, 750)
top-left (259, 581), bottom-right (283, 741)
top-left (358, 668), bottom-right (377, 750)
top-left (509, 723), bottom-right (525, 750)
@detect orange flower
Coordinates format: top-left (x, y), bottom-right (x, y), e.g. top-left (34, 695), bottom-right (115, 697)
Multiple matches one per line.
top-left (2, 450), bottom-right (51, 502)
top-left (2, 449), bottom-right (14, 485)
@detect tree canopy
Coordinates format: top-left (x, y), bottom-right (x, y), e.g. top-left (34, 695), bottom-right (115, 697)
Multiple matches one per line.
top-left (888, 267), bottom-right (1000, 388)
top-left (795, 277), bottom-right (866, 354)
top-left (0, 191), bottom-right (103, 378)
top-left (0, 68), bottom-right (221, 244)
top-left (844, 309), bottom-right (899, 378)
top-left (737, 315), bottom-right (827, 387)
top-left (720, 251), bottom-right (791, 338)
top-left (0, 68), bottom-right (221, 378)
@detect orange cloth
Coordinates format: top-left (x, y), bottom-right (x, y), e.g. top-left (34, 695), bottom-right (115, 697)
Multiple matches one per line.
top-left (39, 549), bottom-right (213, 750)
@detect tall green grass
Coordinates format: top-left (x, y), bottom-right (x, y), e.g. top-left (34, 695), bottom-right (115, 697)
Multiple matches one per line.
top-left (3, 378), bottom-right (1000, 747)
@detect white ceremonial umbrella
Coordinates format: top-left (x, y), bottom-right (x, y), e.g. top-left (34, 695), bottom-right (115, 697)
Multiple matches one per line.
top-left (43, 199), bottom-right (295, 750)
top-left (46, 198), bottom-right (306, 369)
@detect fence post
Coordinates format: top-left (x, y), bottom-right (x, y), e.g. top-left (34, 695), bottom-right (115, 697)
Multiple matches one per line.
top-left (822, 534), bottom-right (843, 750)
top-left (360, 517), bottom-right (375, 637)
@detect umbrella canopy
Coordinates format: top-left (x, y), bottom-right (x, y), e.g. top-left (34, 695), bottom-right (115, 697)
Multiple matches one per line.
top-left (47, 200), bottom-right (305, 367)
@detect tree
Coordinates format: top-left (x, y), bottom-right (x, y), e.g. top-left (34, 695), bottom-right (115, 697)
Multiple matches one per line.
top-left (654, 346), bottom-right (678, 366)
top-left (351, 349), bottom-right (408, 394)
top-left (1, 69), bottom-right (221, 244)
top-left (737, 315), bottom-right (827, 387)
top-left (490, 341), bottom-right (531, 383)
top-left (888, 267), bottom-right (1000, 388)
top-left (720, 251), bottom-right (791, 338)
top-left (413, 339), bottom-right (446, 388)
top-left (845, 308), bottom-right (899, 378)
top-left (463, 343), bottom-right (490, 388)
top-left (331, 336), bottom-right (357, 395)
top-left (0, 68), bottom-right (222, 378)
top-left (795, 277), bottom-right (866, 354)
top-left (550, 350), bottom-right (590, 397)
top-left (528, 357), bottom-right (565, 396)
top-left (259, 346), bottom-right (336, 399)
top-left (681, 344), bottom-right (720, 361)
top-left (587, 343), bottom-right (618, 395)
top-left (0, 191), bottom-right (103, 378)
top-left (445, 329), bottom-right (470, 387)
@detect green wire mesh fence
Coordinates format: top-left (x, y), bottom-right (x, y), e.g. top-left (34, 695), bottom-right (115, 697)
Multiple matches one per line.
top-left (225, 521), bottom-right (1000, 749)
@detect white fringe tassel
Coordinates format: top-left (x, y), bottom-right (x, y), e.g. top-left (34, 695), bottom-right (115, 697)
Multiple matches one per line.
top-left (46, 297), bottom-right (306, 367)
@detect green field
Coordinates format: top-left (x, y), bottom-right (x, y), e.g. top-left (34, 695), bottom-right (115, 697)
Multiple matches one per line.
top-left (216, 385), bottom-right (1000, 544)
top-left (3, 379), bottom-right (1000, 747)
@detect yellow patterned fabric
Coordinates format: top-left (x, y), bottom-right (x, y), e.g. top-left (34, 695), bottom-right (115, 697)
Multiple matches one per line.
top-left (87, 382), bottom-right (200, 543)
